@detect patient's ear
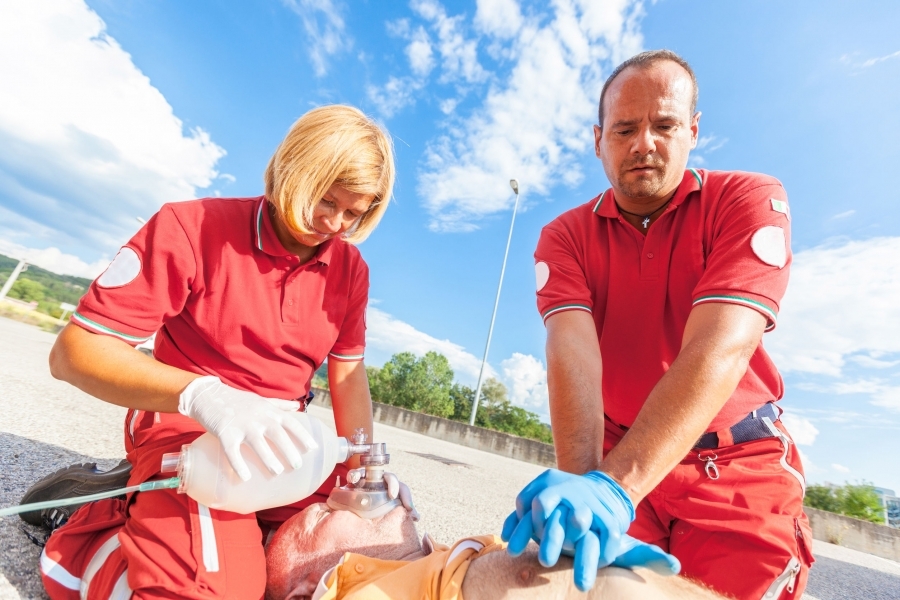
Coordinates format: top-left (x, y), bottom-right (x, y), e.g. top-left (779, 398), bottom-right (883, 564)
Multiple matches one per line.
top-left (284, 574), bottom-right (320, 600)
top-left (422, 532), bottom-right (436, 556)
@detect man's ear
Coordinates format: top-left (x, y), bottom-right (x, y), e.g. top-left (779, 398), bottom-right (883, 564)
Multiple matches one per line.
top-left (593, 124), bottom-right (603, 159)
top-left (284, 573), bottom-right (322, 600)
top-left (690, 111), bottom-right (702, 149)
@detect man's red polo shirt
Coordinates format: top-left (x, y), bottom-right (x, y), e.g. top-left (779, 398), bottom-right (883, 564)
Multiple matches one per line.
top-left (73, 196), bottom-right (368, 401)
top-left (535, 169), bottom-right (791, 432)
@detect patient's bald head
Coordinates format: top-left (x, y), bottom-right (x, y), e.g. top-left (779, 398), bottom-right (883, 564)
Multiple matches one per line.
top-left (266, 503), bottom-right (421, 600)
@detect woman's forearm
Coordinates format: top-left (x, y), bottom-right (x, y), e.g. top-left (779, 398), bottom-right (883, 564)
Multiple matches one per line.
top-left (328, 359), bottom-right (374, 468)
top-left (49, 323), bottom-right (199, 412)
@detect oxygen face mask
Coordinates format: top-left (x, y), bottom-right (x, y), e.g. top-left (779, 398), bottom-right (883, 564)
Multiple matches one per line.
top-left (326, 429), bottom-right (400, 519)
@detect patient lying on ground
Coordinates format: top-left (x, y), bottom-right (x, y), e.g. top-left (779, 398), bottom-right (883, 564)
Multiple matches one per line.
top-left (266, 503), bottom-right (725, 600)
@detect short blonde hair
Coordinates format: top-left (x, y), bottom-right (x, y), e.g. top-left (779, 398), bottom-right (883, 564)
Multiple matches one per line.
top-left (264, 105), bottom-right (395, 244)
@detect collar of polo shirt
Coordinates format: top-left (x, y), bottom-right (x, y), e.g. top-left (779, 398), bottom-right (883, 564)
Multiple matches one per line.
top-left (254, 197), bottom-right (336, 265)
top-left (593, 168), bottom-right (703, 218)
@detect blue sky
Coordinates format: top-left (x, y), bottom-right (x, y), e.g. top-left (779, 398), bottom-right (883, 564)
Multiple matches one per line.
top-left (1, 0), bottom-right (899, 492)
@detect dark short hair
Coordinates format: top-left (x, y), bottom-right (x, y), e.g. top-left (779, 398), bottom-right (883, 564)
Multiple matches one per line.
top-left (597, 49), bottom-right (698, 126)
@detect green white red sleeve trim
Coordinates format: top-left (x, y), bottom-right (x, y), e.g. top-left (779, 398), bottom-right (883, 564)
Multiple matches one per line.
top-left (328, 351), bottom-right (365, 362)
top-left (541, 303), bottom-right (592, 323)
top-left (692, 295), bottom-right (778, 331)
top-left (70, 312), bottom-right (154, 344)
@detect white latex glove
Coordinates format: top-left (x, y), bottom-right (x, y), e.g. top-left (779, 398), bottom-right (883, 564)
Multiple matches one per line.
top-left (346, 468), bottom-right (420, 521)
top-left (179, 376), bottom-right (318, 481)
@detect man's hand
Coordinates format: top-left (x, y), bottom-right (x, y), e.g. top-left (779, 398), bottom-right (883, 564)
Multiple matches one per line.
top-left (178, 376), bottom-right (318, 481)
top-left (502, 469), bottom-right (678, 590)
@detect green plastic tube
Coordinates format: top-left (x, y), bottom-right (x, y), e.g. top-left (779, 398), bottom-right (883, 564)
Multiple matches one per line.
top-left (0, 477), bottom-right (181, 518)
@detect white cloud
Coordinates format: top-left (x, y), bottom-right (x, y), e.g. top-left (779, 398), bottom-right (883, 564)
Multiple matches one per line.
top-left (501, 352), bottom-right (549, 419)
top-left (767, 237), bottom-right (900, 377)
top-left (439, 98), bottom-right (460, 114)
top-left (406, 26), bottom-right (435, 77)
top-left (0, 238), bottom-right (109, 279)
top-left (849, 354), bottom-right (900, 369)
top-left (695, 134), bottom-right (727, 152)
top-left (860, 49), bottom-right (900, 69)
top-left (688, 134), bottom-right (727, 169)
top-left (412, 0), bottom-right (488, 84)
top-left (417, 0), bottom-right (644, 231)
top-left (365, 307), bottom-right (494, 383)
top-left (871, 386), bottom-right (900, 411)
top-left (367, 76), bottom-right (425, 118)
top-left (0, 0), bottom-right (224, 259)
top-left (281, 0), bottom-right (350, 76)
top-left (687, 155), bottom-right (705, 167)
top-left (475, 0), bottom-right (523, 39)
top-left (832, 463), bottom-right (850, 473)
top-left (831, 209), bottom-right (855, 220)
top-left (779, 411), bottom-right (819, 446)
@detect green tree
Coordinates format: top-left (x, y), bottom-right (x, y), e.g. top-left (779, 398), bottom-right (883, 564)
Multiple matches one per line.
top-left (369, 352), bottom-right (455, 418)
top-left (449, 383), bottom-right (475, 422)
top-left (449, 378), bottom-right (554, 444)
top-left (836, 483), bottom-right (885, 524)
top-left (8, 278), bottom-right (46, 302)
top-left (804, 482), bottom-right (885, 524)
top-left (804, 485), bottom-right (841, 513)
top-left (311, 361), bottom-right (329, 389)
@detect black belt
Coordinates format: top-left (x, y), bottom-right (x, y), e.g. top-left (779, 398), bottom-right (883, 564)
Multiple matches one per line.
top-left (293, 391), bottom-right (315, 412)
top-left (694, 403), bottom-right (780, 449)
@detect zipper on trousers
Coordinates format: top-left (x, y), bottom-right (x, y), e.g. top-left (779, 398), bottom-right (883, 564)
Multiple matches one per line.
top-left (762, 556), bottom-right (801, 599)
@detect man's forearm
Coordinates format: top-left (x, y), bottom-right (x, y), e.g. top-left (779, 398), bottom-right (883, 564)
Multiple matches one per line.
top-left (600, 303), bottom-right (766, 503)
top-left (545, 311), bottom-right (605, 474)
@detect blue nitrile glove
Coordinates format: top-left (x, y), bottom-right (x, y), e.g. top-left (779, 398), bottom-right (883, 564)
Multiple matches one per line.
top-left (612, 534), bottom-right (680, 576)
top-left (502, 469), bottom-right (676, 590)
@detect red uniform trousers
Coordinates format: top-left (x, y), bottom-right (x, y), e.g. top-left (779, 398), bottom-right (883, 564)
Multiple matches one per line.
top-left (40, 426), bottom-right (347, 600)
top-left (603, 416), bottom-right (815, 600)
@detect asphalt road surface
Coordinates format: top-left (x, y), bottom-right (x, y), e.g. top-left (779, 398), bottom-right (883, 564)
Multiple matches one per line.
top-left (1, 316), bottom-right (898, 599)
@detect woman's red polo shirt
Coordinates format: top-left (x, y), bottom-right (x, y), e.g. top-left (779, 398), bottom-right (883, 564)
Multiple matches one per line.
top-left (73, 196), bottom-right (368, 401)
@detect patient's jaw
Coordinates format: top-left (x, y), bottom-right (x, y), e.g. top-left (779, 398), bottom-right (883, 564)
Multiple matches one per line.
top-left (266, 503), bottom-right (422, 600)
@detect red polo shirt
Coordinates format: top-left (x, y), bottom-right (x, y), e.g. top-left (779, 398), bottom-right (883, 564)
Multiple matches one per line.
top-left (73, 196), bottom-right (368, 401)
top-left (535, 169), bottom-right (791, 432)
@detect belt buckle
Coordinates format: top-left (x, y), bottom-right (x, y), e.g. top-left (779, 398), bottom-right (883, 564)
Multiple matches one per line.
top-left (295, 392), bottom-right (314, 412)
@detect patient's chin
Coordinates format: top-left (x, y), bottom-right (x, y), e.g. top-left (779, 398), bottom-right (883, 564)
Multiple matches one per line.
top-left (282, 575), bottom-right (319, 600)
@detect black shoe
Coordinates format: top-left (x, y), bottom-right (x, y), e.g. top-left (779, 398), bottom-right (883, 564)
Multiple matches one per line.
top-left (19, 459), bottom-right (132, 530)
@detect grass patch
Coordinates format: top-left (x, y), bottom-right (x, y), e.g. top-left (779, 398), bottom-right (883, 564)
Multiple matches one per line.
top-left (0, 302), bottom-right (65, 333)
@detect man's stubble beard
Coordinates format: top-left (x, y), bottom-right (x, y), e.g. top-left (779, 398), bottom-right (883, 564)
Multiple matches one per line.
top-left (616, 171), bottom-right (668, 199)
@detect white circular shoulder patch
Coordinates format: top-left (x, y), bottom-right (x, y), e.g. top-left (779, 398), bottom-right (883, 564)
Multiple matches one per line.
top-left (750, 226), bottom-right (787, 268)
top-left (535, 261), bottom-right (550, 291)
top-left (97, 247), bottom-right (142, 288)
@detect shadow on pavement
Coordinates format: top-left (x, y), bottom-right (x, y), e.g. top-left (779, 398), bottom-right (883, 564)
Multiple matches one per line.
top-left (0, 431), bottom-right (124, 600)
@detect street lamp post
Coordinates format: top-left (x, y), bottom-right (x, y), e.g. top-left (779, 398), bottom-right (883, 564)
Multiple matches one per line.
top-left (470, 179), bottom-right (520, 426)
top-left (0, 259), bottom-right (27, 301)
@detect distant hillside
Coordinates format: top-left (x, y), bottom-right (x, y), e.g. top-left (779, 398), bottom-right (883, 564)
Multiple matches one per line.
top-left (0, 253), bottom-right (94, 318)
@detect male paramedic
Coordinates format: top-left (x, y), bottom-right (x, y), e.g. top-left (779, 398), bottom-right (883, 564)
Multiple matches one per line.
top-left (263, 499), bottom-right (727, 600)
top-left (29, 105), bottom-right (414, 599)
top-left (502, 50), bottom-right (813, 600)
